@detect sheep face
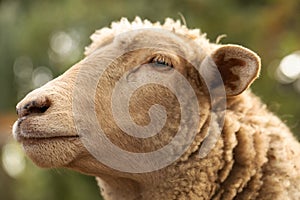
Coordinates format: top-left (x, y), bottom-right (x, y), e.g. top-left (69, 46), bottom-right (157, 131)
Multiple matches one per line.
top-left (13, 27), bottom-right (260, 176)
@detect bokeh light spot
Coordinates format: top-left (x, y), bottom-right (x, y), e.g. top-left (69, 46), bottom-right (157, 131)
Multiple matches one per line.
top-left (2, 142), bottom-right (26, 178)
top-left (32, 66), bottom-right (53, 88)
top-left (276, 52), bottom-right (300, 84)
top-left (48, 30), bottom-right (81, 65)
top-left (50, 31), bottom-right (73, 56)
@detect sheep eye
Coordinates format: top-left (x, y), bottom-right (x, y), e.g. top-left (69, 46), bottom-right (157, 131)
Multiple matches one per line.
top-left (150, 56), bottom-right (173, 68)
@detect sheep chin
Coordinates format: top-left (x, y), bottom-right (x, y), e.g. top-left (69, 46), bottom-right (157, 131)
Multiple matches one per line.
top-left (22, 137), bottom-right (83, 168)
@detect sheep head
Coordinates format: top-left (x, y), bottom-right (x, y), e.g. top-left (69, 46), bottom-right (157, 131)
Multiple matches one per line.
top-left (13, 18), bottom-right (260, 178)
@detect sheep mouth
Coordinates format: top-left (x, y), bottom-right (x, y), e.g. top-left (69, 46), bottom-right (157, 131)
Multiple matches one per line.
top-left (13, 118), bottom-right (80, 144)
top-left (17, 135), bottom-right (80, 144)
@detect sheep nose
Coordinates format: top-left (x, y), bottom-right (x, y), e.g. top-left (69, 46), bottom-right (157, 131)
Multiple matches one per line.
top-left (16, 96), bottom-right (51, 118)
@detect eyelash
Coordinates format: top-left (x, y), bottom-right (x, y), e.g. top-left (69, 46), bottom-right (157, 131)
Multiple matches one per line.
top-left (150, 55), bottom-right (173, 68)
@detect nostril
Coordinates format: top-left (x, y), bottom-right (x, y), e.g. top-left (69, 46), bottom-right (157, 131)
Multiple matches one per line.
top-left (28, 100), bottom-right (50, 114)
top-left (17, 96), bottom-right (51, 118)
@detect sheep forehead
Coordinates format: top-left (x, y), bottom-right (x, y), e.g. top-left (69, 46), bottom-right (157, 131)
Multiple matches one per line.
top-left (113, 29), bottom-right (189, 54)
top-left (84, 17), bottom-right (210, 56)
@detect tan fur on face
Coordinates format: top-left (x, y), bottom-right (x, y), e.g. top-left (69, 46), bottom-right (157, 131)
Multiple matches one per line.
top-left (13, 17), bottom-right (300, 200)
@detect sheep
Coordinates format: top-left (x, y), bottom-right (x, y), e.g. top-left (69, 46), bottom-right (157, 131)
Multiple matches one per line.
top-left (13, 17), bottom-right (300, 200)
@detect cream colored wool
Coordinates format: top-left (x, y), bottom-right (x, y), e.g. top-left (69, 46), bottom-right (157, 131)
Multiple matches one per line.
top-left (13, 17), bottom-right (300, 200)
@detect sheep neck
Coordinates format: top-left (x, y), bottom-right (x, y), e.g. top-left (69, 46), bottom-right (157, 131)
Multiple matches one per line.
top-left (96, 176), bottom-right (142, 200)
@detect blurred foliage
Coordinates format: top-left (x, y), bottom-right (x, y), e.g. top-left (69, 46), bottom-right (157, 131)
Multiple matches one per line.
top-left (0, 0), bottom-right (299, 199)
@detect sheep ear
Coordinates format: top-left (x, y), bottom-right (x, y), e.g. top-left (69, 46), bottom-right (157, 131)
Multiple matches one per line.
top-left (207, 45), bottom-right (261, 96)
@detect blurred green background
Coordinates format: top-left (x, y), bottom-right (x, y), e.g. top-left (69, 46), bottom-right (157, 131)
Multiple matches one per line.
top-left (0, 0), bottom-right (299, 199)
